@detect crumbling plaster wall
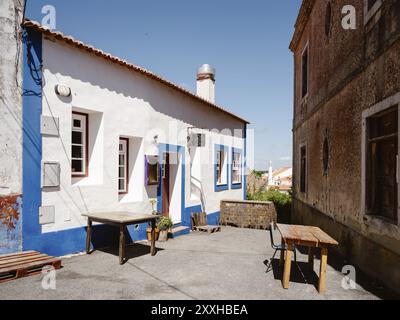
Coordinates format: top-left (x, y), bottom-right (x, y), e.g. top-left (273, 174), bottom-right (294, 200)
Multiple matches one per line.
top-left (0, 0), bottom-right (24, 253)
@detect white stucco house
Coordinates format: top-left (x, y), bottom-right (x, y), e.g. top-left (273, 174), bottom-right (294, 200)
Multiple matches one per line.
top-left (265, 162), bottom-right (292, 193)
top-left (20, 20), bottom-right (249, 256)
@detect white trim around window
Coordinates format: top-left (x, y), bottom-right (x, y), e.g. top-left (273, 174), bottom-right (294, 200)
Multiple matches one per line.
top-left (300, 41), bottom-right (309, 102)
top-left (299, 142), bottom-right (308, 194)
top-left (364, 0), bottom-right (383, 25)
top-left (118, 138), bottom-right (129, 194)
top-left (215, 144), bottom-right (229, 192)
top-left (232, 152), bottom-right (241, 184)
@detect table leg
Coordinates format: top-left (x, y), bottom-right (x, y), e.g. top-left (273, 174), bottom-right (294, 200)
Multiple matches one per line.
top-left (119, 225), bottom-right (125, 265)
top-left (282, 244), bottom-right (293, 289)
top-left (308, 247), bottom-right (314, 271)
top-left (86, 218), bottom-right (92, 254)
top-left (150, 220), bottom-right (156, 256)
top-left (279, 237), bottom-right (285, 267)
top-left (318, 247), bottom-right (328, 294)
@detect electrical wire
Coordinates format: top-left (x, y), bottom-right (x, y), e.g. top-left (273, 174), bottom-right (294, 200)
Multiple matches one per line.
top-left (23, 0), bottom-right (27, 23)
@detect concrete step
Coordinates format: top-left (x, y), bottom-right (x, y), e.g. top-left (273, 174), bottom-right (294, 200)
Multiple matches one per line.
top-left (169, 226), bottom-right (190, 238)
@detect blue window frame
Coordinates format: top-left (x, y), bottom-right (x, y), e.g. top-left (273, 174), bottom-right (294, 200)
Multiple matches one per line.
top-left (231, 148), bottom-right (243, 189)
top-left (214, 144), bottom-right (229, 192)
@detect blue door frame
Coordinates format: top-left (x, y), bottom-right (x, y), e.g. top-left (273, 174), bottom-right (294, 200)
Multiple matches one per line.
top-left (156, 144), bottom-right (185, 225)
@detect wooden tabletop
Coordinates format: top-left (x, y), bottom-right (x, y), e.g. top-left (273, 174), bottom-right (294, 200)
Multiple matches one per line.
top-left (276, 223), bottom-right (338, 247)
top-left (82, 212), bottom-right (160, 225)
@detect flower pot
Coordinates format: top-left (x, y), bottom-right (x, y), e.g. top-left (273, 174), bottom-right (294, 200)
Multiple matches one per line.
top-left (158, 230), bottom-right (169, 242)
top-left (146, 227), bottom-right (159, 241)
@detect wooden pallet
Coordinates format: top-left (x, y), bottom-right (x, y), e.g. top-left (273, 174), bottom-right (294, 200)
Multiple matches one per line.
top-left (193, 225), bottom-right (221, 233)
top-left (0, 251), bottom-right (62, 283)
top-left (191, 212), bottom-right (221, 234)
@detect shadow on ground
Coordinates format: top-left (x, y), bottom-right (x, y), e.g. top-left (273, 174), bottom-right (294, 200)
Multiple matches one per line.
top-left (264, 259), bottom-right (320, 291)
top-left (264, 244), bottom-right (400, 300)
top-left (96, 243), bottom-right (164, 264)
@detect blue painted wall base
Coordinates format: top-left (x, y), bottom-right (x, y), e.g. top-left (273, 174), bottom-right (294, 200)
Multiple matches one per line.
top-left (0, 195), bottom-right (22, 254)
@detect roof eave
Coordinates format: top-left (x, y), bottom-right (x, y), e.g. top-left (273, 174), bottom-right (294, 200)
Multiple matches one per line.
top-left (289, 0), bottom-right (316, 52)
top-left (22, 20), bottom-right (250, 124)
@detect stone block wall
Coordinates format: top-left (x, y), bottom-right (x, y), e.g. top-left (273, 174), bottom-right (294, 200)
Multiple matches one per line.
top-left (220, 200), bottom-right (277, 230)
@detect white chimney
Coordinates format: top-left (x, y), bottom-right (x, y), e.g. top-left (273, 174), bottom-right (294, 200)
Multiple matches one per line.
top-left (197, 64), bottom-right (215, 103)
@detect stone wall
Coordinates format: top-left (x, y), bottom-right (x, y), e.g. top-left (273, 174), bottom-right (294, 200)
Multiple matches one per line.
top-left (220, 200), bottom-right (277, 230)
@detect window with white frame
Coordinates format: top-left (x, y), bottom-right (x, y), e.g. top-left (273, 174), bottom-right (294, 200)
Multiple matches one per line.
top-left (364, 0), bottom-right (383, 24)
top-left (118, 138), bottom-right (129, 194)
top-left (216, 146), bottom-right (228, 187)
top-left (216, 150), bottom-right (223, 184)
top-left (71, 112), bottom-right (88, 176)
top-left (232, 151), bottom-right (242, 184)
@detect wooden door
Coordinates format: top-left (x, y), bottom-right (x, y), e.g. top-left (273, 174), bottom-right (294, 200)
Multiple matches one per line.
top-left (162, 153), bottom-right (170, 217)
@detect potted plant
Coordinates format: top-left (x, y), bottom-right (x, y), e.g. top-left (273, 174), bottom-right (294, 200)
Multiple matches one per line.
top-left (158, 216), bottom-right (173, 242)
top-left (147, 199), bottom-right (160, 241)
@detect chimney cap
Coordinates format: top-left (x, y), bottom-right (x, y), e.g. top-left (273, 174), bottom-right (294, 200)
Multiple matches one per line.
top-left (197, 64), bottom-right (215, 77)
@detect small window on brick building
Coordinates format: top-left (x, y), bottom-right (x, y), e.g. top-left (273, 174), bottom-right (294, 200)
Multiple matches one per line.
top-left (300, 145), bottom-right (307, 193)
top-left (301, 45), bottom-right (309, 98)
top-left (323, 137), bottom-right (330, 175)
top-left (325, 2), bottom-right (332, 38)
top-left (366, 105), bottom-right (398, 224)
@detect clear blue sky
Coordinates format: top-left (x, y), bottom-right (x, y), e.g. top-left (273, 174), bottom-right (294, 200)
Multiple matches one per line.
top-left (26, 0), bottom-right (301, 171)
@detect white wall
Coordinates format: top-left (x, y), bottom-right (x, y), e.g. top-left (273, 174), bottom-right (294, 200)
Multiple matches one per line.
top-left (40, 36), bottom-right (245, 232)
top-left (0, 0), bottom-right (24, 196)
top-left (197, 78), bottom-right (215, 103)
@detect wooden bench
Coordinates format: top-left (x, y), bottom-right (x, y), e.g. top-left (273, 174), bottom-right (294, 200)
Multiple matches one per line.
top-left (191, 212), bottom-right (221, 234)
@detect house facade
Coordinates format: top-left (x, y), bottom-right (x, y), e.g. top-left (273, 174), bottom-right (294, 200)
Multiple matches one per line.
top-left (268, 167), bottom-right (292, 193)
top-left (290, 0), bottom-right (400, 293)
top-left (0, 20), bottom-right (248, 256)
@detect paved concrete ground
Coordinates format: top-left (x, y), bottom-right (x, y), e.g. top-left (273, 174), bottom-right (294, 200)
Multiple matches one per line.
top-left (0, 227), bottom-right (390, 300)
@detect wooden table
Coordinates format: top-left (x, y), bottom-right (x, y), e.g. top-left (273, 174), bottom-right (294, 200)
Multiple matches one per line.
top-left (276, 223), bottom-right (339, 294)
top-left (82, 212), bottom-right (161, 265)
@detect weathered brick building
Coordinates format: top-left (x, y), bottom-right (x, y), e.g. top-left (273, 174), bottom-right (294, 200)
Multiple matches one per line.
top-left (290, 0), bottom-right (400, 293)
